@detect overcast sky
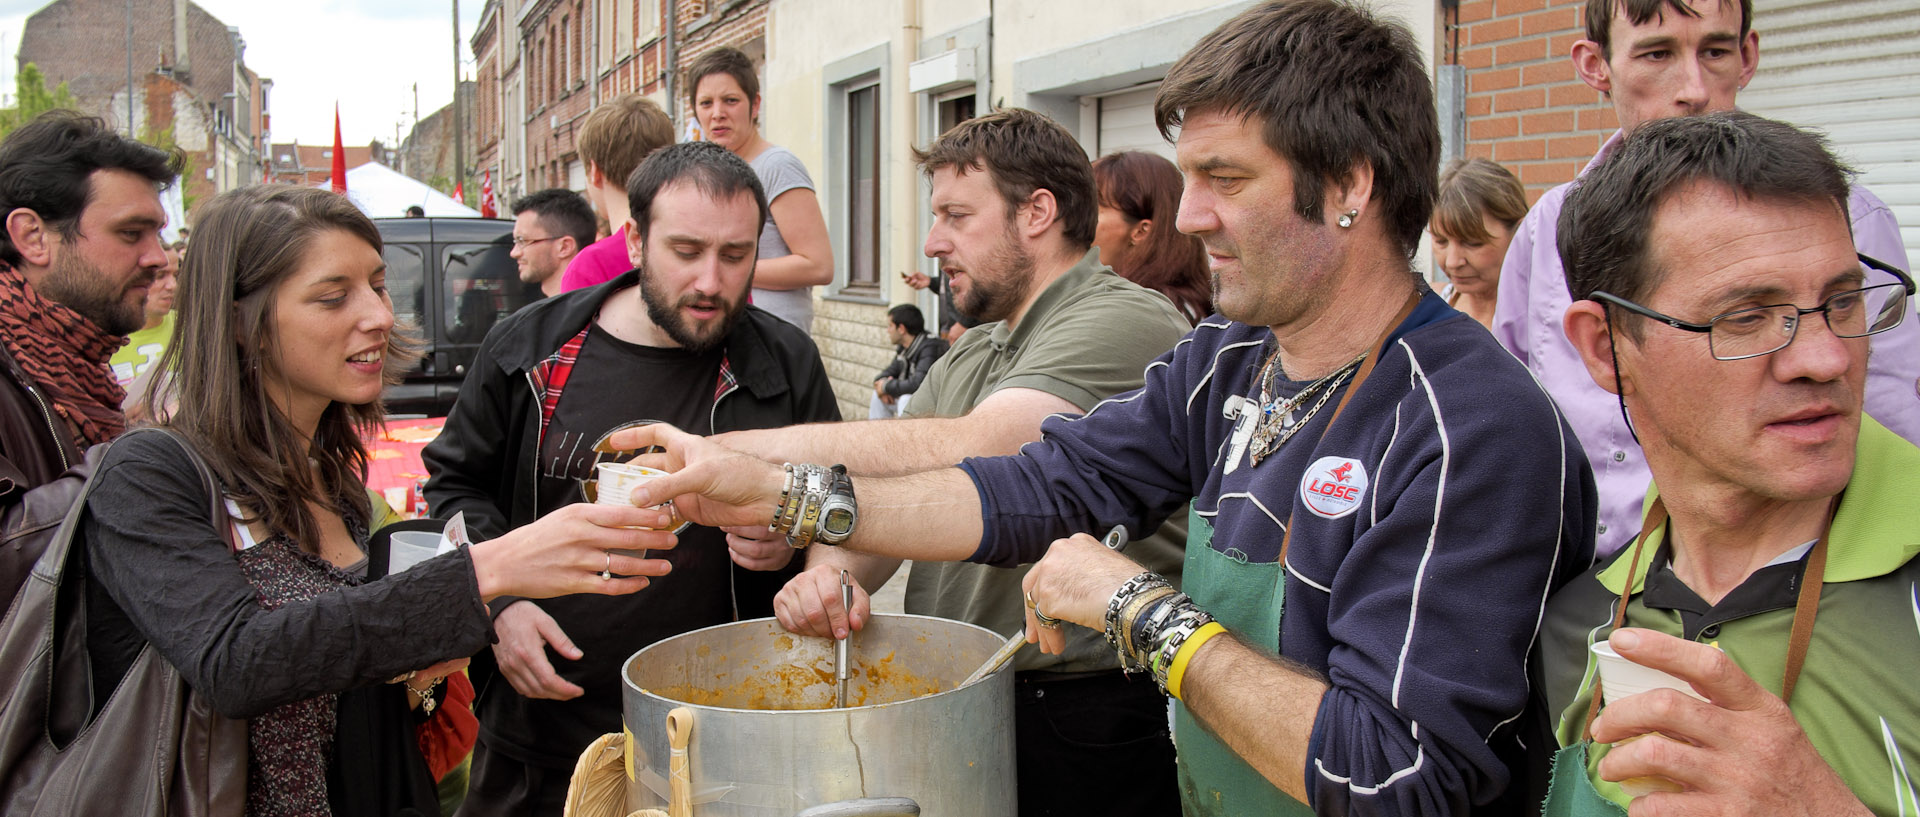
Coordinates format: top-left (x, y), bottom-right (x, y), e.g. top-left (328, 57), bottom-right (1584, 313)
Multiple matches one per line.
top-left (0, 0), bottom-right (482, 147)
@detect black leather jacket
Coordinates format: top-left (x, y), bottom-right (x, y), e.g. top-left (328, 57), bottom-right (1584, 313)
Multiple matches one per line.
top-left (0, 342), bottom-right (82, 504)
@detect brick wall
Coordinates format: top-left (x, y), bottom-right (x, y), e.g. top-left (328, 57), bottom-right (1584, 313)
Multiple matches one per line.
top-left (1452, 0), bottom-right (1616, 201)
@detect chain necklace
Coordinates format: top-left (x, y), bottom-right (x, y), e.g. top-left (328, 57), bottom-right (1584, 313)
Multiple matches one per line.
top-left (1246, 349), bottom-right (1367, 467)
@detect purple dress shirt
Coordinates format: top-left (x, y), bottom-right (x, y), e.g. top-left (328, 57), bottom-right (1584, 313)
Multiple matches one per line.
top-left (1492, 129), bottom-right (1920, 557)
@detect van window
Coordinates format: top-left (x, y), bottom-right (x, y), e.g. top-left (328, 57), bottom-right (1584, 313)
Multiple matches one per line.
top-left (442, 241), bottom-right (535, 344)
top-left (383, 244), bottom-right (428, 328)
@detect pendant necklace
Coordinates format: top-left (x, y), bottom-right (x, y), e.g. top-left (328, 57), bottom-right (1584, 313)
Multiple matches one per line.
top-left (1247, 348), bottom-right (1366, 467)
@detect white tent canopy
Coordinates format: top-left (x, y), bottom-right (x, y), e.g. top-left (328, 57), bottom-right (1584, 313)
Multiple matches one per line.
top-left (316, 162), bottom-right (480, 218)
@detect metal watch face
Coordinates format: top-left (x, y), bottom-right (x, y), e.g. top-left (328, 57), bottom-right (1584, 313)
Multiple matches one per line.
top-left (821, 506), bottom-right (856, 538)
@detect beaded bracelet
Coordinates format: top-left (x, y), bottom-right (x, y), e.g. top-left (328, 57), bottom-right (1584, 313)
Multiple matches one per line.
top-left (771, 464), bottom-right (799, 530)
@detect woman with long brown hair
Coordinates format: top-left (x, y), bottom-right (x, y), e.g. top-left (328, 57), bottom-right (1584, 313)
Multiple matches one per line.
top-left (80, 185), bottom-right (671, 816)
top-left (1091, 150), bottom-right (1212, 325)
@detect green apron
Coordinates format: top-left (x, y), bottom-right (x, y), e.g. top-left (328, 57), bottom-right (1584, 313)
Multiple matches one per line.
top-left (1170, 293), bottom-right (1423, 816)
top-left (1538, 497), bottom-right (1830, 817)
top-left (1173, 507), bottom-right (1314, 816)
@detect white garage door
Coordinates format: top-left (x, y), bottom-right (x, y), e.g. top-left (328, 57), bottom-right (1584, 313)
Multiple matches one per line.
top-left (1095, 84), bottom-right (1178, 162)
top-left (1741, 0), bottom-right (1920, 265)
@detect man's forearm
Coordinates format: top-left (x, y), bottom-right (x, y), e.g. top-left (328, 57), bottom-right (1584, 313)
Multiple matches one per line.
top-left (721, 416), bottom-right (1016, 477)
top-left (803, 543), bottom-right (903, 592)
top-left (1182, 633), bottom-right (1327, 803)
top-left (840, 467), bottom-right (984, 562)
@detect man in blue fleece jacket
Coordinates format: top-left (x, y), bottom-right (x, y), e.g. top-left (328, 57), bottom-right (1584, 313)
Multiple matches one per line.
top-left (611, 1), bottom-right (1595, 813)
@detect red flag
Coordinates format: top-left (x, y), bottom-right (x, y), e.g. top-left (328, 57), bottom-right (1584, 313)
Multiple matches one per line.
top-left (330, 104), bottom-right (346, 194)
top-left (453, 180), bottom-right (464, 204)
top-left (480, 171), bottom-right (497, 218)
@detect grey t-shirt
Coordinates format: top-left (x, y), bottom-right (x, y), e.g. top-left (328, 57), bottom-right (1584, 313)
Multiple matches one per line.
top-left (748, 145), bottom-right (816, 332)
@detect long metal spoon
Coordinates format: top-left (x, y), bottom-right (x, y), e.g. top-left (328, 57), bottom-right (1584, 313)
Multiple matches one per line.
top-left (834, 570), bottom-right (853, 708)
top-left (961, 632), bottom-right (1027, 688)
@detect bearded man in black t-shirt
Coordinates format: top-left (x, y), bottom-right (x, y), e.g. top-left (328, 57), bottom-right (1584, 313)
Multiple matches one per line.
top-left (423, 142), bottom-right (841, 816)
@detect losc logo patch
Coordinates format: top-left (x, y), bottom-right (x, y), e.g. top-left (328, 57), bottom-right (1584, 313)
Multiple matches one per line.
top-left (1300, 456), bottom-right (1369, 519)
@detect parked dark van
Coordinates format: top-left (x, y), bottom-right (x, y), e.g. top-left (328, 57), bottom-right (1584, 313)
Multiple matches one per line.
top-left (375, 217), bottom-right (543, 417)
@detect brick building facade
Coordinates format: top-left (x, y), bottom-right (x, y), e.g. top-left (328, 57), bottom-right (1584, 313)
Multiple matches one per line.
top-left (1446, 0), bottom-right (1614, 202)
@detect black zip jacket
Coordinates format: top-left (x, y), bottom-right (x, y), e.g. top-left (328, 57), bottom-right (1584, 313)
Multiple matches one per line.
top-left (422, 269), bottom-right (841, 543)
top-left (419, 270), bottom-right (841, 767)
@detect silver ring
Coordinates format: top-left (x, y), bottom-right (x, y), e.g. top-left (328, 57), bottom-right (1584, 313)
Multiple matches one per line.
top-left (600, 552), bottom-right (613, 581)
top-left (1027, 590), bottom-right (1063, 630)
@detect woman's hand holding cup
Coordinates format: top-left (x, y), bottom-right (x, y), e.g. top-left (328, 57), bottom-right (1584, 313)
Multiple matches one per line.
top-left (469, 502), bottom-right (679, 602)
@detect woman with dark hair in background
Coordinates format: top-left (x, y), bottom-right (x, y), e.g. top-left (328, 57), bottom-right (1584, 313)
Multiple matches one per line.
top-left (82, 185), bottom-right (672, 817)
top-left (1091, 150), bottom-right (1212, 325)
top-left (689, 47), bottom-right (834, 332)
top-left (1430, 156), bottom-right (1527, 329)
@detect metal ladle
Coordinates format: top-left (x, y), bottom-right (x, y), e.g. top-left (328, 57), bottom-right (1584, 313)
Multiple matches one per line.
top-left (834, 570), bottom-right (853, 708)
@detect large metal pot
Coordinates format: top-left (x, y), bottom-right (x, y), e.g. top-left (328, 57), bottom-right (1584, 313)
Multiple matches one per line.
top-left (622, 614), bottom-right (1016, 816)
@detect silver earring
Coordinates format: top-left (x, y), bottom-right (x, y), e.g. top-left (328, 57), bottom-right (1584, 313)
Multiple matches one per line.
top-left (1337, 210), bottom-right (1358, 228)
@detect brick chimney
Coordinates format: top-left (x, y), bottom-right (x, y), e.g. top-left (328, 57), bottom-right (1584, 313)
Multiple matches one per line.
top-left (173, 0), bottom-right (190, 80)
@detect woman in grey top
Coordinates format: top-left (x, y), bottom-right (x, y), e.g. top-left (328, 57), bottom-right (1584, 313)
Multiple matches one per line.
top-left (690, 47), bottom-right (833, 331)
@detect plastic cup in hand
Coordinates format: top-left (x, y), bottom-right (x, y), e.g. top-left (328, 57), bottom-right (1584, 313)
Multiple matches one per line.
top-left (1591, 640), bottom-right (1707, 797)
top-left (592, 462), bottom-right (686, 569)
top-left (388, 531), bottom-right (443, 575)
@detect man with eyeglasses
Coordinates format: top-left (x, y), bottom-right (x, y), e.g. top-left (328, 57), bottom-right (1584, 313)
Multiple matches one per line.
top-left (509, 188), bottom-right (595, 298)
top-left (1491, 0), bottom-right (1920, 560)
top-left (1536, 111), bottom-right (1920, 816)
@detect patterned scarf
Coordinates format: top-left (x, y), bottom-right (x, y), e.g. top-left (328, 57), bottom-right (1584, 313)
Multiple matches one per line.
top-left (0, 263), bottom-right (127, 446)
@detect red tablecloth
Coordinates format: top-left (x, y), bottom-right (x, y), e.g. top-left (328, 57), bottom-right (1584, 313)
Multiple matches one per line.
top-left (364, 416), bottom-right (443, 517)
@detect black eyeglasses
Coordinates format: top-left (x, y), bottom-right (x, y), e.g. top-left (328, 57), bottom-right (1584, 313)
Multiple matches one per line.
top-left (1590, 253), bottom-right (1915, 361)
top-left (511, 235), bottom-right (558, 249)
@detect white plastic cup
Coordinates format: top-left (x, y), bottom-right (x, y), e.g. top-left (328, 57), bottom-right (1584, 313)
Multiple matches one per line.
top-left (593, 462), bottom-right (684, 566)
top-left (1590, 642), bottom-right (1706, 704)
top-left (388, 531), bottom-right (444, 575)
top-left (1591, 641), bottom-right (1704, 797)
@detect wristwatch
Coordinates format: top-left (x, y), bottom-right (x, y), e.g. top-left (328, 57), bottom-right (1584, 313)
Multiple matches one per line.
top-left (816, 464), bottom-right (858, 545)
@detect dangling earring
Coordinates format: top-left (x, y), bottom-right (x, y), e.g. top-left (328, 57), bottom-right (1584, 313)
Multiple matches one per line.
top-left (1337, 210), bottom-right (1358, 229)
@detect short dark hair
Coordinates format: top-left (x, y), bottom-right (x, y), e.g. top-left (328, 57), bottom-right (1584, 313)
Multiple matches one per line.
top-left (1584, 0), bottom-right (1751, 58)
top-left (626, 141), bottom-right (769, 242)
top-left (1558, 111), bottom-right (1852, 336)
top-left (512, 188), bottom-right (596, 249)
top-left (687, 47), bottom-right (760, 114)
top-left (1155, 0), bottom-right (1438, 259)
top-left (912, 108), bottom-right (1097, 249)
top-left (0, 110), bottom-right (182, 267)
top-left (404, 205), bottom-right (426, 217)
top-left (887, 303), bottom-right (925, 336)
top-left (578, 94), bottom-right (674, 192)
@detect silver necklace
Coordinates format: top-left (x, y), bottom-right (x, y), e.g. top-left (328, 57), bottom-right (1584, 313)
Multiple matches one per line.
top-left (1247, 349), bottom-right (1366, 467)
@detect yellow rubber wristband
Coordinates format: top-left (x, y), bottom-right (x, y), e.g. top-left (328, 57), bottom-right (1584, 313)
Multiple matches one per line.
top-left (1166, 621), bottom-right (1228, 701)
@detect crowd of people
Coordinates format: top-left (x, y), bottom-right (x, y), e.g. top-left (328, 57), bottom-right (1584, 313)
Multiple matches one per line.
top-left (0, 0), bottom-right (1915, 816)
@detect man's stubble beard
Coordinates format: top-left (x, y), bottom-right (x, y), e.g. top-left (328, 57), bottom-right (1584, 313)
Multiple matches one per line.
top-left (956, 221), bottom-right (1037, 324)
top-left (38, 244), bottom-right (150, 336)
top-left (638, 261), bottom-right (746, 354)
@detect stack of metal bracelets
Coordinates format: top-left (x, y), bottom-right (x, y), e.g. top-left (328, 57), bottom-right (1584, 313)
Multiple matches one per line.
top-left (1103, 571), bottom-right (1228, 700)
top-left (772, 463), bottom-right (836, 548)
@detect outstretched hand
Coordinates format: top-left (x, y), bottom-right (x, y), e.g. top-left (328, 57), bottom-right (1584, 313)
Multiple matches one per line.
top-left (602, 422), bottom-right (786, 530)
